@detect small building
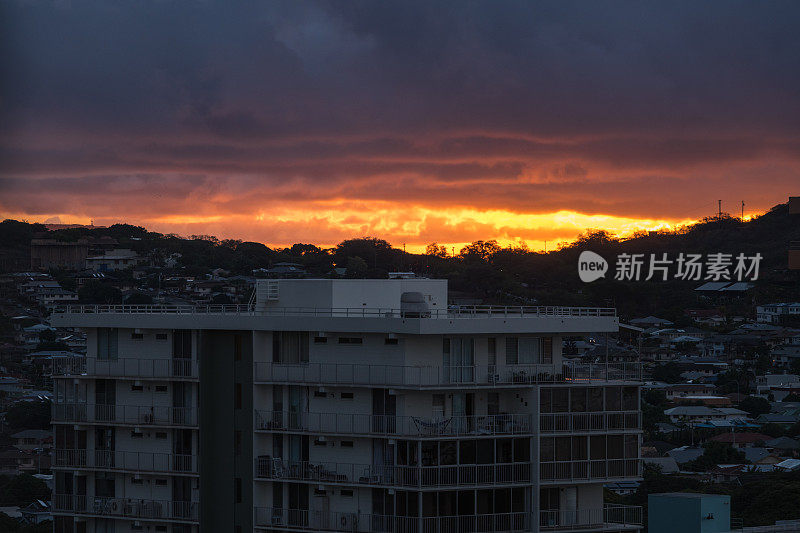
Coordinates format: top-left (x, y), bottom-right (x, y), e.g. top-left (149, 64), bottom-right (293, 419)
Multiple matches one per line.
top-left (85, 249), bottom-right (142, 271)
top-left (648, 493), bottom-right (730, 533)
top-left (12, 430), bottom-right (53, 452)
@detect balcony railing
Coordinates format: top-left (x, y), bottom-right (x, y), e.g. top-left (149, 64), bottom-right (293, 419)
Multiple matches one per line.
top-left (254, 507), bottom-right (530, 532)
top-left (255, 457), bottom-right (531, 488)
top-left (255, 411), bottom-right (533, 437)
top-left (53, 403), bottom-right (197, 427)
top-left (52, 357), bottom-right (198, 379)
top-left (53, 494), bottom-right (198, 522)
top-left (54, 303), bottom-right (615, 320)
top-left (539, 412), bottom-right (641, 433)
top-left (539, 459), bottom-right (641, 482)
top-left (54, 449), bottom-right (197, 474)
top-left (254, 362), bottom-right (641, 387)
top-left (540, 505), bottom-right (642, 530)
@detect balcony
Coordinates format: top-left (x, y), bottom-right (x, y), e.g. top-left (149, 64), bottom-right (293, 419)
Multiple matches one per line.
top-left (53, 403), bottom-right (197, 427)
top-left (53, 494), bottom-right (198, 523)
top-left (540, 505), bottom-right (642, 530)
top-left (254, 362), bottom-right (641, 388)
top-left (52, 357), bottom-right (198, 380)
top-left (254, 507), bottom-right (530, 532)
top-left (255, 411), bottom-right (533, 438)
top-left (255, 457), bottom-right (531, 488)
top-left (539, 459), bottom-right (641, 482)
top-left (539, 412), bottom-right (641, 433)
top-left (54, 449), bottom-right (197, 474)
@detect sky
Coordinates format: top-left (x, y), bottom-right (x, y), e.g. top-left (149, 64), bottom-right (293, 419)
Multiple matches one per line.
top-left (1, 1), bottom-right (798, 253)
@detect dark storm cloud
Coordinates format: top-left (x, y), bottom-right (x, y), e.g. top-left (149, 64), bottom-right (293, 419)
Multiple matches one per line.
top-left (0, 0), bottom-right (798, 244)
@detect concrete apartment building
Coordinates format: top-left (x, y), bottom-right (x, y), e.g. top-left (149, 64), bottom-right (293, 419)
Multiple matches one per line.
top-left (50, 279), bottom-right (642, 533)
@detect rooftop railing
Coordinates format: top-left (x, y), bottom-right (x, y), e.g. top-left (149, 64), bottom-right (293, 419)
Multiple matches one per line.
top-left (254, 507), bottom-right (530, 532)
top-left (255, 411), bottom-right (532, 438)
top-left (52, 357), bottom-right (198, 379)
top-left (53, 304), bottom-right (616, 319)
top-left (54, 449), bottom-right (197, 474)
top-left (255, 457), bottom-right (532, 488)
top-left (53, 494), bottom-right (198, 522)
top-left (52, 403), bottom-right (197, 427)
top-left (540, 505), bottom-right (642, 530)
top-left (255, 362), bottom-right (642, 386)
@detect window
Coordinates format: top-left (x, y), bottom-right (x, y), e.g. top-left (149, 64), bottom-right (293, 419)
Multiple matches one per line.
top-left (443, 337), bottom-right (475, 382)
top-left (131, 385), bottom-right (143, 392)
top-left (131, 332), bottom-right (143, 340)
top-left (173, 330), bottom-right (191, 357)
top-left (155, 333), bottom-right (168, 341)
top-left (432, 394), bottom-right (445, 418)
top-left (313, 439), bottom-right (327, 446)
top-left (341, 489), bottom-right (354, 497)
top-left (155, 385), bottom-right (167, 393)
top-left (384, 337), bottom-right (399, 345)
top-left (338, 337), bottom-right (363, 344)
top-left (130, 431), bottom-right (143, 439)
top-left (340, 392), bottom-right (354, 400)
top-left (313, 336), bottom-right (327, 344)
top-left (487, 393), bottom-right (499, 416)
top-left (97, 328), bottom-right (118, 360)
top-left (155, 478), bottom-right (167, 486)
top-left (314, 390), bottom-right (326, 398)
top-left (234, 383), bottom-right (242, 410)
top-left (340, 441), bottom-right (354, 448)
top-left (155, 432), bottom-right (167, 439)
top-left (235, 478), bottom-right (242, 503)
top-left (506, 337), bottom-right (518, 364)
top-left (131, 478), bottom-right (143, 485)
top-left (542, 337), bottom-right (553, 364)
top-left (273, 332), bottom-right (310, 363)
top-left (234, 335), bottom-right (242, 361)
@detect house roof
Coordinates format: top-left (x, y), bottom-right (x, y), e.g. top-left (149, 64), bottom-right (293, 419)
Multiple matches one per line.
top-left (766, 436), bottom-right (800, 449)
top-left (744, 447), bottom-right (771, 463)
top-left (667, 446), bottom-right (705, 464)
top-left (709, 432), bottom-right (771, 444)
top-left (11, 429), bottom-right (52, 440)
top-left (643, 457), bottom-right (680, 474)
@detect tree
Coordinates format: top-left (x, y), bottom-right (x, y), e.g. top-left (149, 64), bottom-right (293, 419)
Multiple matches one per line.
top-left (459, 240), bottom-right (501, 261)
top-left (425, 243), bottom-right (449, 258)
top-left (739, 396), bottom-right (771, 417)
top-left (124, 292), bottom-right (153, 305)
top-left (686, 442), bottom-right (747, 472)
top-left (783, 393), bottom-right (800, 403)
top-left (651, 363), bottom-right (683, 384)
top-left (78, 280), bottom-right (122, 304)
top-left (0, 474), bottom-right (51, 505)
top-left (5, 401), bottom-right (51, 430)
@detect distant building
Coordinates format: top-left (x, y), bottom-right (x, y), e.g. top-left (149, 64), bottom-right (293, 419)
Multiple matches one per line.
top-left (757, 303), bottom-right (800, 324)
top-left (30, 239), bottom-right (89, 270)
top-left (84, 248), bottom-right (142, 271)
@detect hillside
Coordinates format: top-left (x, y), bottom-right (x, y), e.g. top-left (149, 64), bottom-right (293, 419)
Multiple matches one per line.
top-left (1, 202), bottom-right (798, 321)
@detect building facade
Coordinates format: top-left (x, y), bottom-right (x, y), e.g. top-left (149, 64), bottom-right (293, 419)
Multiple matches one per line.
top-left (51, 279), bottom-right (642, 532)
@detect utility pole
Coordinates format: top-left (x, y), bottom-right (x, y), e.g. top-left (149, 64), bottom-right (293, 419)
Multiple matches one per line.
top-left (718, 200), bottom-right (722, 220)
top-left (741, 201), bottom-right (745, 220)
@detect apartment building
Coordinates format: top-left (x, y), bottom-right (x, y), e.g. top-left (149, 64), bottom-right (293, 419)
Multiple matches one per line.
top-left (50, 278), bottom-right (643, 533)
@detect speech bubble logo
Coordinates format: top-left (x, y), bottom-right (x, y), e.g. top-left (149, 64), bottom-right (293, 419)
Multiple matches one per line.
top-left (578, 251), bottom-right (608, 282)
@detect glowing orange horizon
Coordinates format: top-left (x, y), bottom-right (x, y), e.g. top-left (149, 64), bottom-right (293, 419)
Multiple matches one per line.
top-left (0, 202), bottom-right (747, 255)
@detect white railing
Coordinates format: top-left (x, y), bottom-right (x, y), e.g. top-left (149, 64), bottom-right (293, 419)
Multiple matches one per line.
top-left (53, 494), bottom-right (198, 522)
top-left (539, 459), bottom-right (641, 481)
top-left (54, 449), bottom-right (196, 474)
top-left (255, 411), bottom-right (532, 437)
top-left (53, 403), bottom-right (197, 426)
top-left (540, 505), bottom-right (642, 529)
top-left (255, 457), bottom-right (531, 488)
top-left (255, 362), bottom-right (642, 386)
top-left (539, 411), bottom-right (641, 433)
top-left (254, 507), bottom-right (530, 532)
top-left (54, 304), bottom-right (615, 319)
top-left (52, 357), bottom-right (198, 379)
